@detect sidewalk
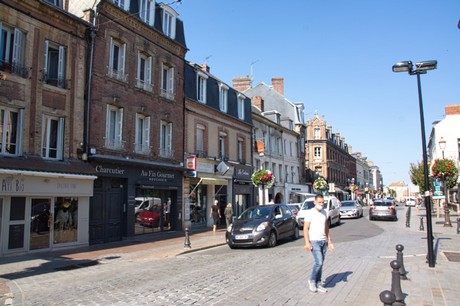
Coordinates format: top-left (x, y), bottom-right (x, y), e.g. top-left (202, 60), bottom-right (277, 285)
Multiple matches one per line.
top-left (1, 208), bottom-right (460, 305)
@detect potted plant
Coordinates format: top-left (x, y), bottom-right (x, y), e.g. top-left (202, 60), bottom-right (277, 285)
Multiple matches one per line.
top-left (251, 169), bottom-right (275, 188)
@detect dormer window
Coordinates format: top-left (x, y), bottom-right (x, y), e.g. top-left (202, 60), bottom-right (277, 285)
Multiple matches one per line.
top-left (44, 0), bottom-right (63, 8)
top-left (139, 0), bottom-right (155, 26)
top-left (219, 83), bottom-right (228, 113)
top-left (161, 5), bottom-right (177, 39)
top-left (197, 71), bottom-right (208, 103)
top-left (112, 0), bottom-right (130, 11)
top-left (237, 94), bottom-right (245, 120)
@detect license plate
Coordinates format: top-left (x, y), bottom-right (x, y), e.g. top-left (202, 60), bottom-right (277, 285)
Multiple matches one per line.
top-left (235, 234), bottom-right (249, 240)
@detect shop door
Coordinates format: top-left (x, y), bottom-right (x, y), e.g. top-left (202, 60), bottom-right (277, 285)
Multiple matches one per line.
top-left (30, 198), bottom-right (52, 250)
top-left (89, 178), bottom-right (124, 244)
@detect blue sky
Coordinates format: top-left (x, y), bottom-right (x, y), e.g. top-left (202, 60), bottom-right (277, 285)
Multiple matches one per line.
top-left (172, 0), bottom-right (460, 186)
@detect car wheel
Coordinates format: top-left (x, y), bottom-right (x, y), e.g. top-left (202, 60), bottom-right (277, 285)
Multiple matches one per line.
top-left (268, 231), bottom-right (277, 248)
top-left (292, 225), bottom-right (300, 240)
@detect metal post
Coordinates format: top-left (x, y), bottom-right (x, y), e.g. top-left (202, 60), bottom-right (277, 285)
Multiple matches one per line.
top-left (416, 72), bottom-right (435, 268)
top-left (419, 216), bottom-right (424, 231)
top-left (405, 207), bottom-right (411, 228)
top-left (396, 244), bottom-right (408, 280)
top-left (379, 290), bottom-right (396, 306)
top-left (184, 227), bottom-right (191, 249)
top-left (390, 260), bottom-right (406, 306)
top-left (443, 178), bottom-right (452, 227)
top-left (457, 218), bottom-right (460, 234)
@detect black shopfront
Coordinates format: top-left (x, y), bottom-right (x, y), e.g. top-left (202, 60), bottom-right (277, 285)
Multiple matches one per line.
top-left (233, 165), bottom-right (254, 217)
top-left (89, 157), bottom-right (184, 245)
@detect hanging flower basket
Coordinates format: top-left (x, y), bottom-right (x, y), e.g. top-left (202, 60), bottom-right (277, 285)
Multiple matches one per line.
top-left (432, 159), bottom-right (458, 178)
top-left (349, 184), bottom-right (358, 192)
top-left (251, 169), bottom-right (275, 188)
top-left (313, 177), bottom-right (328, 192)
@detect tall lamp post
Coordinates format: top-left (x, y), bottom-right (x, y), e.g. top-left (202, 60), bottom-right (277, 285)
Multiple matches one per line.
top-left (392, 60), bottom-right (437, 268)
top-left (438, 137), bottom-right (452, 227)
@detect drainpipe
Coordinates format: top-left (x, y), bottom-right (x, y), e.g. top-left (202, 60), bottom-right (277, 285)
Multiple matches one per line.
top-left (85, 13), bottom-right (97, 158)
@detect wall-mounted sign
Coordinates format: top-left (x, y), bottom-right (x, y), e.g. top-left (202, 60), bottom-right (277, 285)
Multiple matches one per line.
top-left (186, 156), bottom-right (196, 171)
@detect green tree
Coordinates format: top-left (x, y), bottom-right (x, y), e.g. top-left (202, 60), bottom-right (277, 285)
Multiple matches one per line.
top-left (409, 161), bottom-right (430, 192)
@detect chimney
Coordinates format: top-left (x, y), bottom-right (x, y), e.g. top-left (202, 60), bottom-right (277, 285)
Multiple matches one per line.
top-left (445, 104), bottom-right (460, 115)
top-left (272, 77), bottom-right (284, 96)
top-left (232, 77), bottom-right (251, 92)
top-left (251, 96), bottom-right (264, 112)
top-left (83, 9), bottom-right (95, 23)
top-left (200, 64), bottom-right (210, 73)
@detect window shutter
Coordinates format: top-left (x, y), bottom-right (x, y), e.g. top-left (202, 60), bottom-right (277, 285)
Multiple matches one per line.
top-left (58, 46), bottom-right (65, 87)
top-left (57, 117), bottom-right (65, 159)
top-left (144, 116), bottom-right (150, 147)
top-left (13, 28), bottom-right (24, 65)
top-left (109, 37), bottom-right (114, 71)
top-left (168, 67), bottom-right (174, 92)
top-left (146, 56), bottom-right (152, 85)
top-left (117, 108), bottom-right (123, 142)
top-left (44, 40), bottom-right (49, 75)
top-left (123, 0), bottom-right (129, 11)
top-left (167, 122), bottom-right (172, 151)
top-left (16, 109), bottom-right (24, 155)
top-left (137, 51), bottom-right (141, 82)
top-left (120, 43), bottom-right (126, 76)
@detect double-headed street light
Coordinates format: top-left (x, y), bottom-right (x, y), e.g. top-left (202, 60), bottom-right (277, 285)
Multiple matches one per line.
top-left (392, 60), bottom-right (437, 268)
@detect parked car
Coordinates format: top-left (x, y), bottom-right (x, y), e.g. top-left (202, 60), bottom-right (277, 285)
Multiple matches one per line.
top-left (287, 203), bottom-right (301, 215)
top-left (135, 197), bottom-right (161, 216)
top-left (296, 195), bottom-right (341, 228)
top-left (339, 200), bottom-right (363, 219)
top-left (405, 197), bottom-right (416, 207)
top-left (137, 203), bottom-right (162, 227)
top-left (226, 204), bottom-right (299, 249)
top-left (369, 199), bottom-right (397, 221)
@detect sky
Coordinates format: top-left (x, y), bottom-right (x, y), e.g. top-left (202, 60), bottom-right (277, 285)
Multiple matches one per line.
top-left (170, 0), bottom-right (460, 186)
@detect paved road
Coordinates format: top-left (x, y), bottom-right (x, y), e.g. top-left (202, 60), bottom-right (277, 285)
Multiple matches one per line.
top-left (4, 206), bottom-right (435, 306)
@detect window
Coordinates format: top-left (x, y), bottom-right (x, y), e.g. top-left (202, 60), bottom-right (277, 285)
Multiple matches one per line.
top-left (162, 7), bottom-right (176, 39)
top-left (139, 0), bottom-right (154, 26)
top-left (105, 105), bottom-right (124, 150)
top-left (314, 128), bottom-right (320, 139)
top-left (108, 38), bottom-right (127, 82)
top-left (237, 94), bottom-right (245, 119)
top-left (285, 165), bottom-right (289, 183)
top-left (161, 63), bottom-right (174, 100)
top-left (291, 166), bottom-right (295, 183)
top-left (0, 23), bottom-right (25, 77)
top-left (112, 0), bottom-right (129, 10)
top-left (137, 51), bottom-right (152, 91)
top-left (0, 107), bottom-right (23, 156)
top-left (44, 40), bottom-right (66, 88)
top-left (219, 133), bottom-right (227, 160)
top-left (196, 124), bottom-right (205, 156)
top-left (160, 121), bottom-right (173, 158)
top-left (278, 165), bottom-right (282, 182)
top-left (219, 83), bottom-right (228, 113)
top-left (135, 114), bottom-right (150, 154)
top-left (197, 72), bottom-right (208, 103)
top-left (237, 138), bottom-right (244, 162)
top-left (314, 147), bottom-right (321, 159)
top-left (44, 0), bottom-right (63, 8)
top-left (41, 115), bottom-right (64, 160)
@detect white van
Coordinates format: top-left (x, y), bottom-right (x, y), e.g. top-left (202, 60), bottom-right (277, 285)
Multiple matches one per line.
top-left (135, 197), bottom-right (161, 215)
top-left (296, 195), bottom-right (341, 228)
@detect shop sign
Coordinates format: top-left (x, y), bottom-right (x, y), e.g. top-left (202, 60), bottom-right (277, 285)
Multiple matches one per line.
top-left (140, 170), bottom-right (176, 183)
top-left (95, 165), bottom-right (126, 175)
top-left (233, 165), bottom-right (251, 180)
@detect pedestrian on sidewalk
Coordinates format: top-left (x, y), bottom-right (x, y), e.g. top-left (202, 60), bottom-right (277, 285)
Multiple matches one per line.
top-left (303, 194), bottom-right (334, 293)
top-left (210, 200), bottom-right (221, 232)
top-left (224, 202), bottom-right (233, 228)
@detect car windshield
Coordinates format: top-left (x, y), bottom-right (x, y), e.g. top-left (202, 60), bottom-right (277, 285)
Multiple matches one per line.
top-left (239, 206), bottom-right (272, 220)
top-left (341, 201), bottom-right (356, 207)
top-left (374, 201), bottom-right (391, 206)
top-left (300, 200), bottom-right (315, 210)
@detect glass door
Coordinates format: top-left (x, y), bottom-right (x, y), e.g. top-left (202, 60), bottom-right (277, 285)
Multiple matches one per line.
top-left (30, 198), bottom-right (52, 250)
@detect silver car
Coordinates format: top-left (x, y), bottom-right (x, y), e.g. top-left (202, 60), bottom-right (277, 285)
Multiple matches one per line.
top-left (369, 199), bottom-right (397, 221)
top-left (339, 200), bottom-right (363, 219)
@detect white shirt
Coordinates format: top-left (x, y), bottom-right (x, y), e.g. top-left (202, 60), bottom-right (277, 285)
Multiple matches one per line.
top-left (304, 208), bottom-right (327, 241)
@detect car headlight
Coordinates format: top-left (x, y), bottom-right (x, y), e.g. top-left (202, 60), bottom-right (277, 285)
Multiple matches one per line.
top-left (227, 224), bottom-right (233, 232)
top-left (352, 209), bottom-right (357, 213)
top-left (256, 222), bottom-right (267, 232)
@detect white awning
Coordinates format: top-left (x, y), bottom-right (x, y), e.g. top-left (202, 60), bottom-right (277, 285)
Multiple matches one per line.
top-left (0, 169), bottom-right (97, 180)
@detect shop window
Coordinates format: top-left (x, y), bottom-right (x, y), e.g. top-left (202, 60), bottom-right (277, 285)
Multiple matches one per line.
top-left (134, 189), bottom-right (174, 235)
top-left (189, 184), bottom-right (207, 224)
top-left (54, 198), bottom-right (78, 244)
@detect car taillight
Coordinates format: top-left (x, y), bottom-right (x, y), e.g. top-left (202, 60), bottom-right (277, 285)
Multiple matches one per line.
top-left (388, 206), bottom-right (395, 210)
top-left (370, 205), bottom-right (375, 209)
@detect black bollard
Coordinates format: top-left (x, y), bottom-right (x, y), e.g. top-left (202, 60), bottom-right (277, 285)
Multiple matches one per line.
top-left (396, 244), bottom-right (408, 280)
top-left (390, 260), bottom-right (406, 306)
top-left (405, 207), bottom-right (411, 228)
top-left (457, 218), bottom-right (460, 234)
top-left (379, 290), bottom-right (396, 306)
top-left (184, 227), bottom-right (191, 249)
top-left (419, 216), bottom-right (424, 231)
top-left (444, 206), bottom-right (452, 227)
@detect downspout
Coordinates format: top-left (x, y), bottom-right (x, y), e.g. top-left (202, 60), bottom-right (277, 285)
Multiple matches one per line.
top-left (85, 13), bottom-right (97, 158)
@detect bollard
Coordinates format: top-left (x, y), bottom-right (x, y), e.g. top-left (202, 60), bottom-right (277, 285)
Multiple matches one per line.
top-left (419, 216), bottom-right (424, 231)
top-left (390, 260), bottom-right (406, 306)
top-left (444, 206), bottom-right (452, 227)
top-left (457, 218), bottom-right (460, 234)
top-left (379, 290), bottom-right (396, 306)
top-left (396, 244), bottom-right (408, 280)
top-left (405, 207), bottom-right (411, 228)
top-left (184, 227), bottom-right (191, 249)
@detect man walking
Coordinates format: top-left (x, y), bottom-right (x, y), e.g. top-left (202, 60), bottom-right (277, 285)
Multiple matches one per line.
top-left (303, 194), bottom-right (334, 293)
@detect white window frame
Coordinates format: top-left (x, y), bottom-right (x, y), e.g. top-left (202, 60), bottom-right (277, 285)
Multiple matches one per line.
top-left (219, 83), bottom-right (228, 113)
top-left (196, 124), bottom-right (205, 153)
top-left (108, 37), bottom-right (127, 82)
top-left (237, 94), bottom-right (245, 119)
top-left (161, 6), bottom-right (177, 39)
top-left (237, 138), bottom-right (243, 162)
top-left (160, 120), bottom-right (173, 158)
top-left (0, 23), bottom-right (25, 74)
top-left (285, 165), bottom-right (289, 183)
top-left (105, 105), bottom-right (124, 150)
top-left (161, 63), bottom-right (174, 100)
top-left (41, 115), bottom-right (64, 160)
top-left (314, 128), bottom-right (320, 140)
top-left (197, 71), bottom-right (208, 103)
top-left (44, 0), bottom-right (63, 7)
top-left (219, 132), bottom-right (227, 160)
top-left (0, 107), bottom-right (23, 156)
top-left (139, 0), bottom-right (155, 26)
top-left (112, 0), bottom-right (129, 10)
top-left (44, 40), bottom-right (66, 88)
top-left (137, 51), bottom-right (152, 92)
top-left (135, 114), bottom-right (150, 154)
top-left (314, 147), bottom-right (321, 159)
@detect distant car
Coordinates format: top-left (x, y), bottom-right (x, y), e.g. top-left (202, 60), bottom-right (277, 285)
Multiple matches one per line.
top-left (296, 196), bottom-right (341, 228)
top-left (405, 197), bottom-right (416, 207)
top-left (385, 197), bottom-right (396, 206)
top-left (226, 204), bottom-right (299, 249)
top-left (369, 199), bottom-right (397, 221)
top-left (339, 200), bottom-right (363, 219)
top-left (287, 203), bottom-right (301, 215)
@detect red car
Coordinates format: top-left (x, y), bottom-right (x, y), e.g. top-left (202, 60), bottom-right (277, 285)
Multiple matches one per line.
top-left (137, 204), bottom-right (162, 227)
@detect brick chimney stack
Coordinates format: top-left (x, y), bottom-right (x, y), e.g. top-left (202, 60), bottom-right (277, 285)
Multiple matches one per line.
top-left (445, 104), bottom-right (460, 115)
top-left (272, 77), bottom-right (284, 96)
top-left (252, 96), bottom-right (264, 112)
top-left (232, 77), bottom-right (251, 92)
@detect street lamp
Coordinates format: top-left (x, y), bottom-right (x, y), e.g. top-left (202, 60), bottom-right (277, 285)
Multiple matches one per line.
top-left (392, 60), bottom-right (437, 268)
top-left (438, 137), bottom-right (452, 227)
top-left (438, 137), bottom-right (446, 159)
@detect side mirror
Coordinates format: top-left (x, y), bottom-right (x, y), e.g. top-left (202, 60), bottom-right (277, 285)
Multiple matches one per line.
top-left (275, 214), bottom-right (282, 219)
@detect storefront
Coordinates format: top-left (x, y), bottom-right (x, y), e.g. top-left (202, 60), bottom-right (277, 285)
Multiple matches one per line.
top-left (89, 157), bottom-right (185, 244)
top-left (0, 169), bottom-right (96, 257)
top-left (285, 183), bottom-right (310, 203)
top-left (233, 165), bottom-right (253, 217)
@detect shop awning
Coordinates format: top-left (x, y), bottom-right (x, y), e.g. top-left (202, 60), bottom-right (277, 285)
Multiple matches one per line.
top-left (333, 187), bottom-right (347, 194)
top-left (196, 174), bottom-right (228, 185)
top-left (0, 169), bottom-right (97, 180)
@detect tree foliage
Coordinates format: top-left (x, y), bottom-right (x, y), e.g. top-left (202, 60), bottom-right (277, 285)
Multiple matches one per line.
top-left (409, 162), bottom-right (430, 192)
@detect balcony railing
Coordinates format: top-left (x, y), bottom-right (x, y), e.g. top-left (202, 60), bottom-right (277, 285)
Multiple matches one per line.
top-left (134, 143), bottom-right (151, 155)
top-left (41, 71), bottom-right (67, 89)
top-left (107, 67), bottom-right (128, 82)
top-left (160, 88), bottom-right (175, 100)
top-left (196, 150), bottom-right (207, 158)
top-left (0, 60), bottom-right (29, 78)
top-left (160, 148), bottom-right (174, 158)
top-left (104, 138), bottom-right (125, 150)
top-left (136, 79), bottom-right (153, 92)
